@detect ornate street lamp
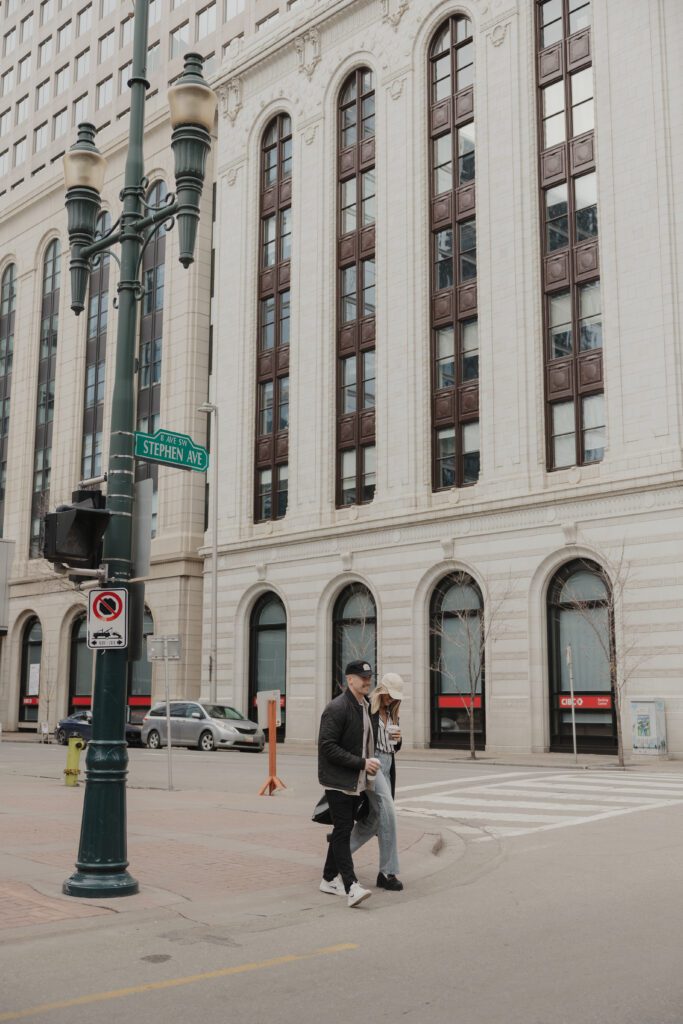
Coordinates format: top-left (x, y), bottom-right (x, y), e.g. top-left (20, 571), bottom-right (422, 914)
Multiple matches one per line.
top-left (60, 0), bottom-right (216, 899)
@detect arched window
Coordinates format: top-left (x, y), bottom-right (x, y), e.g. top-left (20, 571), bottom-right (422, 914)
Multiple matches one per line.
top-left (536, 1), bottom-right (604, 469)
top-left (69, 615), bottom-right (93, 714)
top-left (429, 17), bottom-right (480, 491)
top-left (255, 114), bottom-right (292, 522)
top-left (0, 263), bottom-right (16, 535)
top-left (30, 240), bottom-right (61, 558)
top-left (547, 559), bottom-right (616, 752)
top-left (332, 583), bottom-right (376, 697)
top-left (249, 593), bottom-right (287, 738)
top-left (19, 617), bottom-right (42, 724)
top-left (136, 181), bottom-right (167, 537)
top-left (430, 573), bottom-right (484, 748)
top-left (81, 212), bottom-right (111, 480)
top-left (336, 68), bottom-right (376, 507)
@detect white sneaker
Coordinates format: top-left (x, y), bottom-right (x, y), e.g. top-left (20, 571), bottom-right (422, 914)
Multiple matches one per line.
top-left (319, 875), bottom-right (344, 895)
top-left (347, 881), bottom-right (372, 908)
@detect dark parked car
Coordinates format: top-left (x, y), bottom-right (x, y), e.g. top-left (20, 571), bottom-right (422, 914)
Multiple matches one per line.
top-left (54, 710), bottom-right (142, 746)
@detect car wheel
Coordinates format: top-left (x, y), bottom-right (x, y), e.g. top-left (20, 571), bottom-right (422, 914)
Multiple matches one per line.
top-left (198, 730), bottom-right (215, 752)
top-left (57, 728), bottom-right (67, 745)
top-left (147, 730), bottom-right (161, 749)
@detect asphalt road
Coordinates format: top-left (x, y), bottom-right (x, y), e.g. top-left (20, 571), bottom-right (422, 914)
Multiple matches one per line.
top-left (2, 744), bottom-right (683, 1024)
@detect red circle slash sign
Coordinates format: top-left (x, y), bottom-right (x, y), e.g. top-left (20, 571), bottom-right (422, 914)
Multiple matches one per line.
top-left (93, 591), bottom-right (123, 621)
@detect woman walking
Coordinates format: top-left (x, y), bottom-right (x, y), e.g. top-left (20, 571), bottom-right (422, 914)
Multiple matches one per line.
top-left (350, 672), bottom-right (405, 891)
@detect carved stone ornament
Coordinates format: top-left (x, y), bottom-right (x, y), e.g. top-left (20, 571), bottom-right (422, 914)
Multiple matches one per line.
top-left (381, 0), bottom-right (409, 30)
top-left (489, 21), bottom-right (510, 47)
top-left (388, 77), bottom-right (405, 101)
top-left (340, 551), bottom-right (353, 572)
top-left (440, 538), bottom-right (456, 560)
top-left (562, 522), bottom-right (578, 546)
top-left (217, 78), bottom-right (243, 123)
top-left (294, 28), bottom-right (321, 80)
top-left (256, 563), bottom-right (267, 581)
top-left (225, 164), bottom-right (241, 187)
top-left (303, 122), bottom-right (318, 145)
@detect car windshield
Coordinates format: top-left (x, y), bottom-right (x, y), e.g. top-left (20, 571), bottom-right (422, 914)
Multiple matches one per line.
top-left (203, 705), bottom-right (244, 721)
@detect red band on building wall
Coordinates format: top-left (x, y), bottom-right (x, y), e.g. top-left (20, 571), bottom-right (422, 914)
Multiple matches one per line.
top-left (438, 695), bottom-right (482, 709)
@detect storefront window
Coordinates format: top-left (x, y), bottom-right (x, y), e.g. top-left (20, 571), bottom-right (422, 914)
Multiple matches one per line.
top-left (430, 573), bottom-right (484, 748)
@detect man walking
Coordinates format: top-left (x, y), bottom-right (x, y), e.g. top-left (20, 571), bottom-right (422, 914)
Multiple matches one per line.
top-left (318, 660), bottom-right (380, 907)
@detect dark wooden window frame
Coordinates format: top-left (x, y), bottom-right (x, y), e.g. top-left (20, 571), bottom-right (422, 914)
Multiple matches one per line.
top-left (0, 263), bottom-right (16, 535)
top-left (30, 239), bottom-right (60, 559)
top-left (428, 16), bottom-right (480, 492)
top-left (535, 0), bottom-right (603, 471)
top-left (255, 113), bottom-right (291, 523)
top-left (19, 616), bottom-right (42, 724)
top-left (429, 572), bottom-right (485, 750)
top-left (547, 557), bottom-right (617, 753)
top-left (331, 581), bottom-right (377, 698)
top-left (249, 592), bottom-right (287, 740)
top-left (336, 68), bottom-right (376, 509)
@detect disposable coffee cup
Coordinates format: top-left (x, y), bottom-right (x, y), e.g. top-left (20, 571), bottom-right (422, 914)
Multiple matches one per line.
top-left (387, 724), bottom-right (400, 737)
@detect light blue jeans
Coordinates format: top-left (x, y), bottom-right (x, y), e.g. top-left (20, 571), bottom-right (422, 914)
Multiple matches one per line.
top-left (350, 752), bottom-right (400, 876)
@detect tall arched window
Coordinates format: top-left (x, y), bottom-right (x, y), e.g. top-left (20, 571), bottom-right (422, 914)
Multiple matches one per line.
top-left (0, 263), bottom-right (16, 535)
top-left (536, 1), bottom-right (604, 469)
top-left (136, 181), bottom-right (167, 537)
top-left (547, 559), bottom-right (616, 752)
top-left (332, 583), bottom-right (377, 697)
top-left (19, 617), bottom-right (42, 724)
top-left (69, 615), bottom-right (93, 714)
top-left (249, 593), bottom-right (287, 739)
top-left (336, 68), bottom-right (376, 507)
top-left (30, 240), bottom-right (61, 558)
top-left (81, 212), bottom-right (111, 480)
top-left (255, 114), bottom-right (292, 522)
top-left (429, 17), bottom-right (480, 491)
top-left (430, 573), bottom-right (484, 748)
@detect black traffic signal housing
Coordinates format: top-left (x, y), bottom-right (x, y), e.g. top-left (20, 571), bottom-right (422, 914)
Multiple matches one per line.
top-left (42, 489), bottom-right (111, 570)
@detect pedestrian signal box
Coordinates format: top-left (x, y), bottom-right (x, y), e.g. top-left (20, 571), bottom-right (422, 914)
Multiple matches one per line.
top-left (42, 489), bottom-right (111, 570)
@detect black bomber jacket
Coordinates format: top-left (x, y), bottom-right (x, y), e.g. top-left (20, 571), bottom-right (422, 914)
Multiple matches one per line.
top-left (317, 688), bottom-right (368, 791)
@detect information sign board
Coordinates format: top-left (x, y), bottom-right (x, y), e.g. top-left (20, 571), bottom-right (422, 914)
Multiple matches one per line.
top-left (87, 588), bottom-right (128, 649)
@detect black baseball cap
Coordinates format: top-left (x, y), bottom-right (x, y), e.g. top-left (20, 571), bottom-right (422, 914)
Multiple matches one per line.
top-left (345, 660), bottom-right (373, 678)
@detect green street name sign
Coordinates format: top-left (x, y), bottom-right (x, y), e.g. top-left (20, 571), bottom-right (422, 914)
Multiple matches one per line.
top-left (134, 428), bottom-right (209, 472)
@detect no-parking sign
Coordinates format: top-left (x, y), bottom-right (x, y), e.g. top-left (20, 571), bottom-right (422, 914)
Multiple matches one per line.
top-left (87, 588), bottom-right (128, 650)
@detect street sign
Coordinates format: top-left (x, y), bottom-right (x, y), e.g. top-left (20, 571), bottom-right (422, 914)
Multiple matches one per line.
top-left (134, 428), bottom-right (208, 472)
top-left (87, 588), bottom-right (128, 649)
top-left (147, 636), bottom-right (182, 661)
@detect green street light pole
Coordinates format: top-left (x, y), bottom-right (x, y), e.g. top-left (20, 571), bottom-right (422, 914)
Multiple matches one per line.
top-left (60, 0), bottom-right (216, 898)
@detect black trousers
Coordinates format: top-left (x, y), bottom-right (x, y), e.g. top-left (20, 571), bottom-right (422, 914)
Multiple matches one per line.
top-left (323, 789), bottom-right (362, 893)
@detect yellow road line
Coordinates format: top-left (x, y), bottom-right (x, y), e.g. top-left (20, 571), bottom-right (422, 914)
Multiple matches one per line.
top-left (0, 943), bottom-right (358, 1022)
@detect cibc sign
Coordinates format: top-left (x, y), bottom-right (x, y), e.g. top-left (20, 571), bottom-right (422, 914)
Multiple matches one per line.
top-left (559, 694), bottom-right (612, 710)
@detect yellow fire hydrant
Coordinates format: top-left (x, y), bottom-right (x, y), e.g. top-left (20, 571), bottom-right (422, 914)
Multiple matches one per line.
top-left (64, 736), bottom-right (85, 786)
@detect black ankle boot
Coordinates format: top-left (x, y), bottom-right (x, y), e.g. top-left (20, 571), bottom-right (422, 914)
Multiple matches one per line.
top-left (376, 872), bottom-right (404, 891)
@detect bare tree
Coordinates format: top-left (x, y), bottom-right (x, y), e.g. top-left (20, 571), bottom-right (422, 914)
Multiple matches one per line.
top-left (563, 549), bottom-right (647, 768)
top-left (430, 575), bottom-right (513, 760)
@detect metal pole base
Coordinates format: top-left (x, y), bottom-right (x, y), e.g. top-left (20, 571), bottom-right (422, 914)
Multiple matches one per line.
top-left (63, 869), bottom-right (139, 898)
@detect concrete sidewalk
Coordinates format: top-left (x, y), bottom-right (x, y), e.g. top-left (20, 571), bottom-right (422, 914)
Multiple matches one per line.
top-left (3, 730), bottom-right (678, 771)
top-left (0, 767), bottom-right (452, 940)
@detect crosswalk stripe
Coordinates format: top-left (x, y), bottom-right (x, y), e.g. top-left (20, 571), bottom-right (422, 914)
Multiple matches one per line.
top-left (395, 769), bottom-right (683, 841)
top-left (395, 770), bottom-right (544, 794)
top-left (458, 786), bottom-right (656, 805)
top-left (398, 794), bottom-right (622, 813)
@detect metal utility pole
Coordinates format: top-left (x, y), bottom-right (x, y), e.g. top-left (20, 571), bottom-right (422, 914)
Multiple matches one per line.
top-left (60, 1), bottom-right (216, 897)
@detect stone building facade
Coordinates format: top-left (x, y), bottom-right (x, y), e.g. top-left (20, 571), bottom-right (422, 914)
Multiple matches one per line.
top-left (206, 0), bottom-right (683, 756)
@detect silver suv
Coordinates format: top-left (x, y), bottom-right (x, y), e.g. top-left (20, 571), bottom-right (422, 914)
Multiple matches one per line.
top-left (141, 701), bottom-right (265, 753)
